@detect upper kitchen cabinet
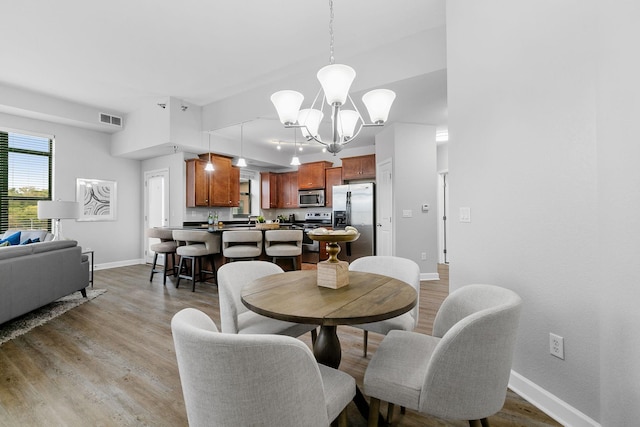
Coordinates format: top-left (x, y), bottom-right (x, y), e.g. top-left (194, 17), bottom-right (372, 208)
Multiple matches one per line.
top-left (261, 172), bottom-right (278, 209)
top-left (341, 154), bottom-right (376, 180)
top-left (185, 154), bottom-right (240, 207)
top-left (185, 159), bottom-right (209, 207)
top-left (324, 167), bottom-right (342, 208)
top-left (278, 171), bottom-right (298, 208)
top-left (298, 161), bottom-right (333, 189)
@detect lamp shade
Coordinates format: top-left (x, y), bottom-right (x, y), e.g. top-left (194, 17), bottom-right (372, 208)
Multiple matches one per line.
top-left (236, 157), bottom-right (247, 167)
top-left (290, 156), bottom-right (301, 166)
top-left (298, 109), bottom-right (324, 139)
top-left (362, 89), bottom-right (396, 124)
top-left (37, 201), bottom-right (80, 219)
top-left (317, 64), bottom-right (356, 106)
top-left (271, 90), bottom-right (304, 125)
top-left (337, 110), bottom-right (360, 140)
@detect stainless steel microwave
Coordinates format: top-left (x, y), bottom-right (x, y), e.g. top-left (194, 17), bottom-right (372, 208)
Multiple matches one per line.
top-left (298, 189), bottom-right (325, 207)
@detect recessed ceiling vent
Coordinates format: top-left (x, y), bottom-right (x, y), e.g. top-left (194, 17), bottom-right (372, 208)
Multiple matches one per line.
top-left (99, 113), bottom-right (123, 127)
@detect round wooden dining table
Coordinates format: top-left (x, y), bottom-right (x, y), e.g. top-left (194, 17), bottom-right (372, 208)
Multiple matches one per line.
top-left (241, 269), bottom-right (417, 369)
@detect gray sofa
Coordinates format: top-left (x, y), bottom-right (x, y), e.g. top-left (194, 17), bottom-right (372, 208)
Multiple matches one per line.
top-left (0, 233), bottom-right (90, 325)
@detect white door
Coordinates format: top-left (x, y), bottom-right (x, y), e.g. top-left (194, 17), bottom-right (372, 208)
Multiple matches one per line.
top-left (376, 159), bottom-right (393, 256)
top-left (144, 169), bottom-right (170, 263)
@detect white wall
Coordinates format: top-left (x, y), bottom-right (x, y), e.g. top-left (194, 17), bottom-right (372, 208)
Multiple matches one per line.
top-left (596, 2), bottom-right (640, 425)
top-left (0, 112), bottom-right (141, 268)
top-left (448, 0), bottom-right (640, 424)
top-left (375, 123), bottom-right (438, 278)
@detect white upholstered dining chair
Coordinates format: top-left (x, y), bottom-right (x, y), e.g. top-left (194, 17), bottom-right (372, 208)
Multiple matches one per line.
top-left (171, 308), bottom-right (355, 427)
top-left (217, 261), bottom-right (317, 342)
top-left (363, 284), bottom-right (523, 427)
top-left (348, 256), bottom-right (421, 356)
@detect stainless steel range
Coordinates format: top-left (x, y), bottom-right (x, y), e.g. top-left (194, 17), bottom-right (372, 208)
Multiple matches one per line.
top-left (293, 212), bottom-right (331, 262)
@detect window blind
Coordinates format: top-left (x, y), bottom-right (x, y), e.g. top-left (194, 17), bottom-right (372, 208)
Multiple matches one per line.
top-left (0, 131), bottom-right (52, 233)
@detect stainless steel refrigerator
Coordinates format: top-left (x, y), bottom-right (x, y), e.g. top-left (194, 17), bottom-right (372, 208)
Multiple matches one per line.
top-left (332, 182), bottom-right (375, 262)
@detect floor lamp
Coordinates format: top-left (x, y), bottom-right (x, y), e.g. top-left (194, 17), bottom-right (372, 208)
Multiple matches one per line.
top-left (37, 201), bottom-right (80, 241)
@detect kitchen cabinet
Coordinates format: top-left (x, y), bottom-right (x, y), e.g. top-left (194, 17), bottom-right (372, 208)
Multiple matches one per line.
top-left (298, 161), bottom-right (333, 189)
top-left (324, 167), bottom-right (342, 208)
top-left (278, 171), bottom-right (298, 208)
top-left (261, 172), bottom-right (278, 209)
top-left (341, 154), bottom-right (376, 180)
top-left (186, 154), bottom-right (240, 207)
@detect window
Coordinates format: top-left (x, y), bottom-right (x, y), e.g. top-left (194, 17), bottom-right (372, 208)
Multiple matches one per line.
top-left (232, 179), bottom-right (251, 218)
top-left (0, 131), bottom-right (53, 233)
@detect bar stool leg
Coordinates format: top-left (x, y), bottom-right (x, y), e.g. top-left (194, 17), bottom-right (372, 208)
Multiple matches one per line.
top-left (150, 252), bottom-right (159, 281)
top-left (176, 256), bottom-right (185, 288)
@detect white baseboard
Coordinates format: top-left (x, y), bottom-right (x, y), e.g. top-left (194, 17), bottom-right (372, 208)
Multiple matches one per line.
top-left (421, 272), bottom-right (440, 281)
top-left (509, 370), bottom-right (600, 427)
top-left (93, 258), bottom-right (144, 271)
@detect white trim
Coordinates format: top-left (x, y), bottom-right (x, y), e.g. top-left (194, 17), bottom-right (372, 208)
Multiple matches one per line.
top-left (509, 370), bottom-right (601, 427)
top-left (420, 272), bottom-right (440, 281)
top-left (94, 258), bottom-right (144, 271)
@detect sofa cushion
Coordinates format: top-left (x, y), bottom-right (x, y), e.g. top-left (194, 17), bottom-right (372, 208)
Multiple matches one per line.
top-left (0, 241), bottom-right (9, 247)
top-left (2, 229), bottom-right (53, 243)
top-left (0, 231), bottom-right (21, 246)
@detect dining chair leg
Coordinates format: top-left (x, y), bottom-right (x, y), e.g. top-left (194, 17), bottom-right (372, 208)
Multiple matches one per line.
top-left (481, 418), bottom-right (490, 427)
top-left (363, 330), bottom-right (369, 357)
top-left (387, 403), bottom-right (395, 423)
top-left (150, 252), bottom-right (159, 281)
top-left (368, 397), bottom-right (381, 427)
top-left (469, 420), bottom-right (482, 427)
top-left (337, 408), bottom-right (348, 427)
top-left (401, 406), bottom-right (406, 414)
top-left (311, 328), bottom-right (317, 346)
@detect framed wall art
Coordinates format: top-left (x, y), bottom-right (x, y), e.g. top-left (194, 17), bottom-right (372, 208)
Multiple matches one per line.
top-left (76, 178), bottom-right (117, 221)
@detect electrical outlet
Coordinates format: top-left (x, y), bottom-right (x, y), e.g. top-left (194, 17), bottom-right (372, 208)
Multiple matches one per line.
top-left (549, 333), bottom-right (564, 360)
top-left (421, 252), bottom-right (427, 260)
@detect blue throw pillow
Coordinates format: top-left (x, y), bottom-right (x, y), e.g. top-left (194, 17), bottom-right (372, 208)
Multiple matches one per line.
top-left (31, 237), bottom-right (40, 243)
top-left (20, 238), bottom-right (33, 245)
top-left (0, 231), bottom-right (20, 246)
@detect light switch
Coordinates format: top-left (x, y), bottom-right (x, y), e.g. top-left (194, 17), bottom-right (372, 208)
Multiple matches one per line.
top-left (402, 210), bottom-right (413, 218)
top-left (459, 207), bottom-right (471, 223)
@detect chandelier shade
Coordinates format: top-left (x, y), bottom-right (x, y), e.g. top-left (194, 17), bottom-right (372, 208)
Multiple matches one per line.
top-left (298, 109), bottom-right (324, 140)
top-left (271, 90), bottom-right (304, 125)
top-left (362, 89), bottom-right (396, 124)
top-left (337, 110), bottom-right (360, 140)
top-left (317, 64), bottom-right (356, 106)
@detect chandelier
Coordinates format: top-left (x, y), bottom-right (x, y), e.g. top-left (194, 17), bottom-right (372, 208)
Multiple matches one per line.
top-left (271, 0), bottom-right (395, 155)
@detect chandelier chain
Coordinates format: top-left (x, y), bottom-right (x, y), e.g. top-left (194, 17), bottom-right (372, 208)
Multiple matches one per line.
top-left (329, 0), bottom-right (334, 64)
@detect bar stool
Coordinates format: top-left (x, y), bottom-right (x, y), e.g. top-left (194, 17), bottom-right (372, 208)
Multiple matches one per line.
top-left (264, 229), bottom-right (303, 271)
top-left (222, 230), bottom-right (263, 262)
top-left (172, 230), bottom-right (221, 292)
top-left (146, 228), bottom-right (178, 285)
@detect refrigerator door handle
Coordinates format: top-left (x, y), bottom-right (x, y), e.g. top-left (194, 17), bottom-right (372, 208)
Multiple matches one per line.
top-left (346, 191), bottom-right (352, 226)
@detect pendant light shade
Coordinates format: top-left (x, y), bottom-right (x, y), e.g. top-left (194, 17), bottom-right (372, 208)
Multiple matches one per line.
top-left (290, 156), bottom-right (301, 166)
top-left (317, 64), bottom-right (356, 106)
top-left (236, 122), bottom-right (247, 167)
top-left (205, 133), bottom-right (214, 172)
top-left (337, 110), bottom-right (360, 140)
top-left (271, 90), bottom-right (304, 125)
top-left (362, 89), bottom-right (396, 124)
top-left (298, 109), bottom-right (324, 140)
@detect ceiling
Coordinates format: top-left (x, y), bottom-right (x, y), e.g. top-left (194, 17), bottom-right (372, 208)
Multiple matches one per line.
top-left (1, 0), bottom-right (447, 164)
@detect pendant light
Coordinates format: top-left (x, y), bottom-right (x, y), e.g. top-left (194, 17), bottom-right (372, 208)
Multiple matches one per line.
top-left (236, 122), bottom-right (247, 167)
top-left (205, 133), bottom-right (214, 172)
top-left (290, 128), bottom-right (301, 166)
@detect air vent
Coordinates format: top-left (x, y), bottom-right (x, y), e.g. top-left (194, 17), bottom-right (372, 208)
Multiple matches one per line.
top-left (99, 113), bottom-right (123, 127)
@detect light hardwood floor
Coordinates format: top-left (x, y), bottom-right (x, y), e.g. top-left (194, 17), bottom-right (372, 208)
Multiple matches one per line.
top-left (0, 263), bottom-right (560, 426)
